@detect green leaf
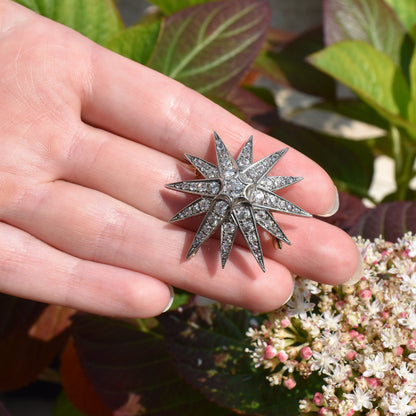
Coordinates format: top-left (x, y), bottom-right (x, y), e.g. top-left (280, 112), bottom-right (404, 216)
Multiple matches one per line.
top-left (53, 391), bottom-right (86, 416)
top-left (147, 0), bottom-right (270, 97)
top-left (146, 0), bottom-right (213, 15)
top-left (310, 99), bottom-right (390, 130)
top-left (71, 314), bottom-right (233, 415)
top-left (107, 20), bottom-right (161, 64)
top-left (384, 0), bottom-right (416, 32)
top-left (323, 0), bottom-right (406, 66)
top-left (15, 0), bottom-right (124, 46)
top-left (308, 40), bottom-right (416, 135)
top-left (272, 120), bottom-right (374, 197)
top-left (254, 27), bottom-right (336, 99)
top-left (160, 307), bottom-right (319, 416)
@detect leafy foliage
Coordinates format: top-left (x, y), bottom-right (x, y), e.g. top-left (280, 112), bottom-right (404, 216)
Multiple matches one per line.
top-left (15, 0), bottom-right (124, 45)
top-left (160, 307), bottom-right (320, 416)
top-left (147, 0), bottom-right (270, 97)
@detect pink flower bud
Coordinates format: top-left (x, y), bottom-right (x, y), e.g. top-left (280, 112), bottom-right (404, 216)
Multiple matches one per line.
top-left (264, 345), bottom-right (277, 360)
top-left (359, 289), bottom-right (372, 299)
top-left (283, 378), bottom-right (296, 390)
top-left (394, 346), bottom-right (404, 356)
top-left (400, 312), bottom-right (407, 318)
top-left (346, 350), bottom-right (357, 360)
top-left (366, 378), bottom-right (379, 388)
top-left (407, 339), bottom-right (416, 350)
top-left (277, 351), bottom-right (289, 362)
top-left (382, 311), bottom-right (389, 319)
top-left (356, 334), bottom-right (365, 342)
top-left (349, 330), bottom-right (359, 339)
top-left (346, 410), bottom-right (355, 416)
top-left (300, 346), bottom-right (313, 360)
top-left (335, 301), bottom-right (345, 311)
top-left (412, 330), bottom-right (416, 339)
top-left (313, 392), bottom-right (324, 406)
top-left (281, 318), bottom-right (290, 328)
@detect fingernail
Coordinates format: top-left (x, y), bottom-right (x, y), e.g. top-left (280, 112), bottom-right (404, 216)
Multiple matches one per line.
top-left (282, 275), bottom-right (295, 305)
top-left (162, 285), bottom-right (175, 313)
top-left (343, 249), bottom-right (364, 286)
top-left (319, 187), bottom-right (339, 217)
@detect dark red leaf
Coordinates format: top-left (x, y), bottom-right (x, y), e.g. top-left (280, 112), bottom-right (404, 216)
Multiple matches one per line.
top-left (318, 192), bottom-right (369, 233)
top-left (0, 294), bottom-right (45, 339)
top-left (350, 201), bottom-right (416, 241)
top-left (0, 304), bottom-right (71, 392)
top-left (71, 313), bottom-right (232, 415)
top-left (60, 339), bottom-right (113, 416)
top-left (0, 402), bottom-right (11, 416)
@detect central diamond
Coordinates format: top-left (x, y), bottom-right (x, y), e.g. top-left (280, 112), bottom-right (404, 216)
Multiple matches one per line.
top-left (222, 175), bottom-right (247, 199)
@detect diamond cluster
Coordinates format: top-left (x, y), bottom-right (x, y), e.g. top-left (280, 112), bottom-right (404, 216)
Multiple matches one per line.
top-left (166, 132), bottom-right (311, 272)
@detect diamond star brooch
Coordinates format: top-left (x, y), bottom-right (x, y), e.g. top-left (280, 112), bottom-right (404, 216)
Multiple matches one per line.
top-left (166, 132), bottom-right (311, 271)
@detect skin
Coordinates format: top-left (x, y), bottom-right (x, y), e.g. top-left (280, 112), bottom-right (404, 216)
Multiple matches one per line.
top-left (0, 0), bottom-right (362, 318)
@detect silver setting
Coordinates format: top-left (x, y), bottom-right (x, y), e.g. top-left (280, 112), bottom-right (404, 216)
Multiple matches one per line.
top-left (166, 132), bottom-right (311, 272)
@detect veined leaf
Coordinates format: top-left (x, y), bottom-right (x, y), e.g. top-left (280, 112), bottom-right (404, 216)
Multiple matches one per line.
top-left (107, 20), bottom-right (161, 65)
top-left (147, 0), bottom-right (213, 15)
top-left (15, 0), bottom-right (124, 46)
top-left (160, 307), bottom-right (320, 416)
top-left (350, 201), bottom-right (416, 240)
top-left (323, 0), bottom-right (406, 66)
top-left (319, 192), bottom-right (369, 234)
top-left (148, 0), bottom-right (270, 97)
top-left (309, 99), bottom-right (390, 130)
top-left (70, 314), bottom-right (234, 415)
top-left (308, 41), bottom-right (415, 135)
top-left (384, 0), bottom-right (416, 32)
top-left (254, 27), bottom-right (336, 100)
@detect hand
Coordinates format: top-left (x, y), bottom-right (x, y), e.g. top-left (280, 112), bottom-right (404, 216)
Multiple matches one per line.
top-left (0, 0), bottom-right (361, 317)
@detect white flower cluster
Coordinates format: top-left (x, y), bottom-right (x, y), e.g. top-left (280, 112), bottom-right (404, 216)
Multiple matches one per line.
top-left (246, 233), bottom-right (416, 415)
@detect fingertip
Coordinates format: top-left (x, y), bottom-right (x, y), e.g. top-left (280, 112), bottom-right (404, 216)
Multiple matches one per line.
top-left (318, 187), bottom-right (339, 217)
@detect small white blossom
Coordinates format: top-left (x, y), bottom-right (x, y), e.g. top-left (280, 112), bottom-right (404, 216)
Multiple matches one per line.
top-left (398, 307), bottom-right (416, 330)
top-left (317, 311), bottom-right (342, 331)
top-left (286, 294), bottom-right (315, 318)
top-left (389, 394), bottom-right (414, 416)
top-left (310, 350), bottom-right (337, 374)
top-left (380, 326), bottom-right (403, 349)
top-left (363, 352), bottom-right (391, 378)
top-left (400, 272), bottom-right (416, 294)
top-left (344, 386), bottom-right (373, 411)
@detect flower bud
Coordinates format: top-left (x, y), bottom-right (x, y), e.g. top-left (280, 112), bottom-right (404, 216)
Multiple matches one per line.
top-left (313, 392), bottom-right (324, 406)
top-left (264, 345), bottom-right (278, 360)
top-left (283, 377), bottom-right (296, 390)
top-left (277, 351), bottom-right (289, 362)
top-left (300, 346), bottom-right (313, 360)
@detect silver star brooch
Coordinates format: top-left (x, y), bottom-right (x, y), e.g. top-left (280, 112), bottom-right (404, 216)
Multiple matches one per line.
top-left (166, 132), bottom-right (311, 271)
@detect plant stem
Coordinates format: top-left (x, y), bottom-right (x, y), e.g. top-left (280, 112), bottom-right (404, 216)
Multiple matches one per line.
top-left (391, 126), bottom-right (416, 200)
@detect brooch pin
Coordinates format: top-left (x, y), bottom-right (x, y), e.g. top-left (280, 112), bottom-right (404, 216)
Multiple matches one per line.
top-left (166, 132), bottom-right (311, 271)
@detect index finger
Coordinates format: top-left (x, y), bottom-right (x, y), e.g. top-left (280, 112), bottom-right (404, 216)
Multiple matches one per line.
top-left (81, 45), bottom-right (337, 217)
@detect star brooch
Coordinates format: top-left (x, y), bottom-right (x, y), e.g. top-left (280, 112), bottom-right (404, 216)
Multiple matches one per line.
top-left (166, 132), bottom-right (311, 271)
